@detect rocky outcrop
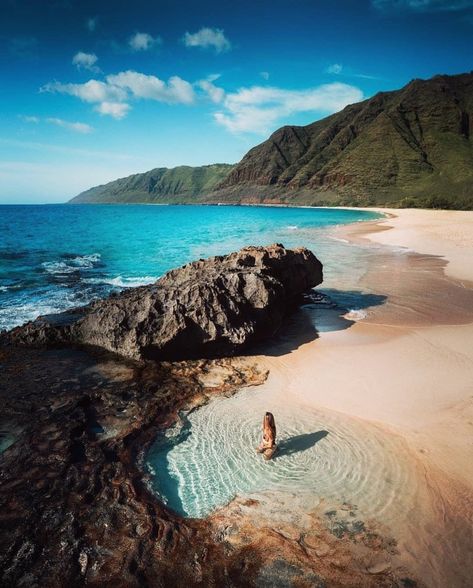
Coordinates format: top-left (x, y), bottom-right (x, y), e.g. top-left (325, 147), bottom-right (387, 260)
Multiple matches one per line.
top-left (1, 244), bottom-right (323, 360)
top-left (0, 346), bottom-right (416, 587)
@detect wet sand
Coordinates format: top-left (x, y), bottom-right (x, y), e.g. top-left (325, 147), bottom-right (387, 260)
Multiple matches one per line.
top-left (237, 209), bottom-right (473, 586)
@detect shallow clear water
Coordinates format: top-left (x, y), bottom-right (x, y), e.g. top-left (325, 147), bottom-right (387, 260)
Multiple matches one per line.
top-left (146, 387), bottom-right (418, 521)
top-left (0, 204), bottom-right (381, 330)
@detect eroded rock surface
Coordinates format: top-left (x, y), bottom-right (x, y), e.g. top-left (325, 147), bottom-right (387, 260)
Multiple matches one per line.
top-left (0, 347), bottom-right (268, 587)
top-left (1, 244), bottom-right (323, 361)
top-left (0, 347), bottom-right (418, 587)
top-left (0, 245), bottom-right (419, 586)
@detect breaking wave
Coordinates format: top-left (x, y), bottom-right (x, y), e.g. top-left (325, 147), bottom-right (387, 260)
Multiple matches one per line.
top-left (84, 275), bottom-right (158, 288)
top-left (41, 253), bottom-right (102, 274)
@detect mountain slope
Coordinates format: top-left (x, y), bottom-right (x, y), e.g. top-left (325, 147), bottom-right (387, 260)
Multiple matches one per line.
top-left (71, 164), bottom-right (234, 204)
top-left (71, 72), bottom-right (473, 209)
top-left (213, 73), bottom-right (473, 208)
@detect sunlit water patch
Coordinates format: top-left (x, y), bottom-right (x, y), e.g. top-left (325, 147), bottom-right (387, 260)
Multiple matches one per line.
top-left (146, 387), bottom-right (418, 522)
top-left (0, 204), bottom-right (382, 331)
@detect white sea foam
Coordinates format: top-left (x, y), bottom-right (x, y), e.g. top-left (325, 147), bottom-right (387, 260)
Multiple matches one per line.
top-left (342, 309), bottom-right (368, 321)
top-left (41, 253), bottom-right (101, 274)
top-left (84, 275), bottom-right (157, 288)
top-left (286, 225), bottom-right (299, 230)
top-left (0, 301), bottom-right (61, 330)
top-left (0, 284), bottom-right (98, 331)
top-left (71, 253), bottom-right (101, 267)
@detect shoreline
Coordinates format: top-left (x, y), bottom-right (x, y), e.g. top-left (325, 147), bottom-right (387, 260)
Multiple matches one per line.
top-left (1, 206), bottom-right (472, 586)
top-left (352, 207), bottom-right (473, 282)
top-left (244, 207), bottom-right (473, 586)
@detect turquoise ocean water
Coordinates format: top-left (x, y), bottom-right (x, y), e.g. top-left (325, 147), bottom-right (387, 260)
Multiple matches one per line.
top-left (0, 204), bottom-right (381, 331)
top-left (1, 203), bottom-right (386, 517)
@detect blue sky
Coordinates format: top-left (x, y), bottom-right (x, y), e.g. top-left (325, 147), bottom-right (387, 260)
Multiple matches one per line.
top-left (1, 0), bottom-right (472, 203)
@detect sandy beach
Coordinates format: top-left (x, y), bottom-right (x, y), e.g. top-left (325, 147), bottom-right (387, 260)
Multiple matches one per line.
top-left (232, 208), bottom-right (473, 586)
top-left (2, 207), bottom-right (472, 587)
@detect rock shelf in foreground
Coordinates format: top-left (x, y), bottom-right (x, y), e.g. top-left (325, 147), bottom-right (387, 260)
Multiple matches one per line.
top-left (2, 244), bottom-right (323, 360)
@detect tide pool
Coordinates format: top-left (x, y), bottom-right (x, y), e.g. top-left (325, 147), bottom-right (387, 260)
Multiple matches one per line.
top-left (146, 386), bottom-right (417, 522)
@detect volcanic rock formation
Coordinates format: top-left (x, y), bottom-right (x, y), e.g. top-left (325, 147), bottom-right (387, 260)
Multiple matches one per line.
top-left (1, 244), bottom-right (323, 360)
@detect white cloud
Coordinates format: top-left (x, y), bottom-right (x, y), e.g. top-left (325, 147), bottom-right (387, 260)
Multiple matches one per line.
top-left (72, 52), bottom-right (100, 73)
top-left (41, 71), bottom-right (195, 119)
top-left (128, 32), bottom-right (162, 51)
top-left (45, 117), bottom-right (93, 134)
top-left (19, 115), bottom-right (93, 133)
top-left (260, 71), bottom-right (270, 81)
top-left (183, 27), bottom-right (231, 53)
top-left (41, 79), bottom-right (128, 104)
top-left (372, 0), bottom-right (473, 10)
top-left (94, 102), bottom-right (131, 119)
top-left (107, 71), bottom-right (195, 104)
top-left (213, 83), bottom-right (363, 134)
top-left (198, 78), bottom-right (225, 103)
top-left (327, 63), bottom-right (343, 75)
top-left (87, 17), bottom-right (98, 32)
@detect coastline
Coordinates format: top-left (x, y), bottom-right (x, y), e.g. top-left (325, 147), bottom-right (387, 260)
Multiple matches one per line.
top-left (351, 207), bottom-right (473, 282)
top-left (245, 207), bottom-right (473, 586)
top-left (1, 205), bottom-right (472, 586)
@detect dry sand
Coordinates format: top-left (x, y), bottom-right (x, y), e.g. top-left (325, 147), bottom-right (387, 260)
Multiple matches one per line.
top-left (255, 208), bottom-right (473, 587)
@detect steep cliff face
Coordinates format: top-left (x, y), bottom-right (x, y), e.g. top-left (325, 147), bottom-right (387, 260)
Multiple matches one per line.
top-left (71, 163), bottom-right (234, 203)
top-left (214, 73), bottom-right (473, 208)
top-left (70, 73), bottom-right (473, 209)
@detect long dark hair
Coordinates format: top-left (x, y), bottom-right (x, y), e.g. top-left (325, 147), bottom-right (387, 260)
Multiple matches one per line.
top-left (263, 411), bottom-right (276, 439)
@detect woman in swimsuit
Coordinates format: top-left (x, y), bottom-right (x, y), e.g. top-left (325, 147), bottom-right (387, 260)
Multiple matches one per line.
top-left (256, 411), bottom-right (277, 460)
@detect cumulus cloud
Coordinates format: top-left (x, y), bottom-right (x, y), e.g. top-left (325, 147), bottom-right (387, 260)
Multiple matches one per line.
top-left (327, 63), bottom-right (343, 75)
top-left (94, 102), bottom-right (131, 119)
top-left (107, 71), bottom-right (195, 104)
top-left (45, 118), bottom-right (93, 134)
top-left (41, 79), bottom-right (127, 104)
top-left (128, 32), bottom-right (162, 51)
top-left (372, 0), bottom-right (473, 10)
top-left (72, 52), bottom-right (100, 73)
top-left (198, 77), bottom-right (225, 103)
top-left (213, 83), bottom-right (363, 134)
top-left (40, 71), bottom-right (195, 119)
top-left (183, 27), bottom-right (231, 53)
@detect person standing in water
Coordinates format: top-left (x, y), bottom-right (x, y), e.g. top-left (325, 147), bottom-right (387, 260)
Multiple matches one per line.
top-left (256, 412), bottom-right (277, 460)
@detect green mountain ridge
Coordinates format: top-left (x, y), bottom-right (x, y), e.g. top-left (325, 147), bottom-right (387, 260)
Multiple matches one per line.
top-left (71, 164), bottom-right (235, 204)
top-left (71, 72), bottom-right (473, 209)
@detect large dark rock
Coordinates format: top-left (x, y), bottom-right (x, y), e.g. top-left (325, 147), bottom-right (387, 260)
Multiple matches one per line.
top-left (2, 244), bottom-right (323, 360)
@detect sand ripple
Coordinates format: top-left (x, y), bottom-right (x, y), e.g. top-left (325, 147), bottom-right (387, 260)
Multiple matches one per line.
top-left (147, 387), bottom-right (419, 522)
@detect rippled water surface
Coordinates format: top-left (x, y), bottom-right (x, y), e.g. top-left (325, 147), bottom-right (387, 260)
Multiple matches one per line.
top-left (0, 204), bottom-right (381, 330)
top-left (147, 387), bottom-right (418, 520)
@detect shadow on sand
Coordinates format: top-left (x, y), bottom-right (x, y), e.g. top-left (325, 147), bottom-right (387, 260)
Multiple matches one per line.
top-left (254, 289), bottom-right (387, 357)
top-left (275, 430), bottom-right (329, 458)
